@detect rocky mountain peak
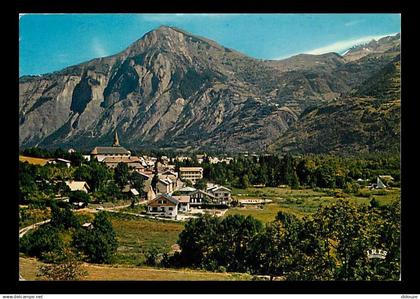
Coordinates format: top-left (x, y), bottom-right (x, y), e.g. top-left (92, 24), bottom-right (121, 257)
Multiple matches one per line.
top-left (343, 33), bottom-right (400, 62)
top-left (19, 29), bottom-right (400, 153)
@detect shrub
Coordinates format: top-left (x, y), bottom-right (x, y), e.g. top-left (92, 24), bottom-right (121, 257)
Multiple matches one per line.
top-left (144, 247), bottom-right (161, 267)
top-left (37, 248), bottom-right (88, 281)
top-left (20, 224), bottom-right (63, 260)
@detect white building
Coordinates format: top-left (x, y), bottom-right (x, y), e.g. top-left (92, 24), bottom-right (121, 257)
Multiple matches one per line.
top-left (179, 167), bottom-right (203, 185)
top-left (147, 194), bottom-right (179, 218)
top-left (207, 185), bottom-right (232, 204)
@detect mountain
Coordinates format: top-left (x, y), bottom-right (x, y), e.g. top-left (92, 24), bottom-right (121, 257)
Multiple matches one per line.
top-left (19, 26), bottom-right (400, 153)
top-left (343, 33), bottom-right (400, 62)
top-left (267, 57), bottom-right (401, 154)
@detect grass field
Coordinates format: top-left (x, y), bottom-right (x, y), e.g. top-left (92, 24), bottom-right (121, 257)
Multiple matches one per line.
top-left (19, 155), bottom-right (51, 166)
top-left (109, 213), bottom-right (185, 265)
top-left (227, 186), bottom-right (400, 223)
top-left (19, 257), bottom-right (252, 281)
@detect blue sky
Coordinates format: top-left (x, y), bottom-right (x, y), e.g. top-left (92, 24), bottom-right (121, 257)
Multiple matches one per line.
top-left (19, 13), bottom-right (400, 76)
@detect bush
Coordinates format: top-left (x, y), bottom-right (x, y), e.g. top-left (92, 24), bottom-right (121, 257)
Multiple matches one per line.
top-left (37, 248), bottom-right (88, 281)
top-left (370, 197), bottom-right (380, 208)
top-left (20, 224), bottom-right (63, 260)
top-left (144, 247), bottom-right (161, 267)
top-left (343, 182), bottom-right (359, 194)
top-left (356, 190), bottom-right (371, 198)
top-left (372, 190), bottom-right (387, 196)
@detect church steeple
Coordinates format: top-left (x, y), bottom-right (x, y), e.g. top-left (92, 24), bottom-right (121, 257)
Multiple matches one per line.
top-left (113, 130), bottom-right (120, 147)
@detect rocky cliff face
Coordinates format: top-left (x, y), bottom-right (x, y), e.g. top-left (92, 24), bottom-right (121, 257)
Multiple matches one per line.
top-left (268, 57), bottom-right (401, 154)
top-left (19, 26), bottom-right (400, 153)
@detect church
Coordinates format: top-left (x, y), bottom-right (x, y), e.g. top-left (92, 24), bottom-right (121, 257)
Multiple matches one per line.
top-left (90, 131), bottom-right (131, 162)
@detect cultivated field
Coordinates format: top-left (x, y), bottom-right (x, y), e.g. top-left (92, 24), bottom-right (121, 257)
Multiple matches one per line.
top-left (19, 155), bottom-right (50, 166)
top-left (109, 213), bottom-right (185, 265)
top-left (228, 186), bottom-right (400, 223)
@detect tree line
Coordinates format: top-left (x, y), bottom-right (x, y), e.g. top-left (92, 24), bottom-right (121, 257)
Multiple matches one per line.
top-left (175, 152), bottom-right (400, 190)
top-left (162, 199), bottom-right (400, 281)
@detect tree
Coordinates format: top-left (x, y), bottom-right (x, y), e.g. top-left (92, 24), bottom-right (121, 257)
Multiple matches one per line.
top-left (72, 212), bottom-right (118, 263)
top-left (50, 204), bottom-right (80, 229)
top-left (194, 178), bottom-right (207, 191)
top-left (68, 152), bottom-right (84, 167)
top-left (130, 172), bottom-right (145, 194)
top-left (246, 212), bottom-right (304, 280)
top-left (216, 215), bottom-right (263, 272)
top-left (184, 179), bottom-right (193, 187)
top-left (114, 162), bottom-right (129, 189)
top-left (177, 215), bottom-right (220, 268)
top-left (19, 167), bottom-right (38, 203)
top-left (238, 174), bottom-right (250, 189)
top-left (74, 165), bottom-right (92, 182)
top-left (315, 164), bottom-right (337, 188)
top-left (88, 161), bottom-right (112, 192)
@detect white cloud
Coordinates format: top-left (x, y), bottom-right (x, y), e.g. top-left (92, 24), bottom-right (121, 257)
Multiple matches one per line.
top-left (304, 33), bottom-right (398, 55)
top-left (91, 38), bottom-right (108, 57)
top-left (344, 19), bottom-right (364, 27)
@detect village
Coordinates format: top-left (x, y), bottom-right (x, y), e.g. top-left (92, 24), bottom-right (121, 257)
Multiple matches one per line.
top-left (19, 131), bottom-right (242, 221)
top-left (18, 131), bottom-right (401, 281)
top-left (19, 131), bottom-right (398, 223)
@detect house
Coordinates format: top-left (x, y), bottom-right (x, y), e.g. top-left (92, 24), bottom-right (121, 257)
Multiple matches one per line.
top-left (161, 156), bottom-right (170, 165)
top-left (156, 178), bottom-right (174, 194)
top-left (147, 194), bottom-right (179, 218)
top-left (207, 185), bottom-right (232, 204)
top-left (379, 175), bottom-right (394, 185)
top-left (82, 155), bottom-right (91, 162)
top-left (376, 177), bottom-right (387, 189)
top-left (173, 195), bottom-right (190, 212)
top-left (102, 156), bottom-right (144, 171)
top-left (156, 162), bottom-right (176, 173)
top-left (130, 188), bottom-right (140, 197)
top-left (157, 170), bottom-right (182, 192)
top-left (72, 201), bottom-right (87, 209)
top-left (82, 222), bottom-right (94, 230)
top-left (158, 170), bottom-right (178, 181)
top-left (90, 131), bottom-right (131, 162)
top-left (122, 185), bottom-right (140, 198)
top-left (189, 189), bottom-right (216, 206)
top-left (176, 186), bottom-right (197, 194)
top-left (179, 167), bottom-right (203, 185)
top-left (175, 156), bottom-right (190, 162)
top-left (65, 180), bottom-right (90, 193)
top-left (196, 154), bottom-right (205, 164)
top-left (48, 158), bottom-right (71, 168)
top-left (145, 185), bottom-right (156, 201)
